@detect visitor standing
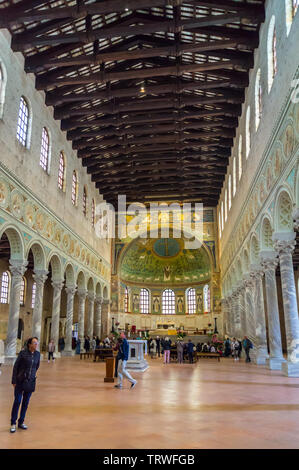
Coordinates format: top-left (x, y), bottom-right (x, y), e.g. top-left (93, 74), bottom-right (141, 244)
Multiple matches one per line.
top-left (47, 339), bottom-right (55, 363)
top-left (243, 336), bottom-right (253, 363)
top-left (224, 337), bottom-right (231, 357)
top-left (177, 339), bottom-right (184, 364)
top-left (10, 337), bottom-right (40, 433)
top-left (163, 336), bottom-right (171, 364)
top-left (84, 336), bottom-right (90, 352)
top-left (156, 336), bottom-right (161, 357)
top-left (114, 332), bottom-right (137, 389)
top-left (231, 338), bottom-right (240, 361)
top-left (187, 339), bottom-right (195, 364)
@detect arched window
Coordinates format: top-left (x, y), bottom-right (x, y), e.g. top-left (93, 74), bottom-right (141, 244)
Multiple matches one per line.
top-left (91, 198), bottom-right (95, 228)
top-left (238, 135), bottom-right (243, 179)
top-left (224, 189), bottom-right (227, 222)
top-left (140, 288), bottom-right (149, 314)
top-left (162, 289), bottom-right (175, 315)
top-left (83, 186), bottom-right (87, 216)
top-left (124, 287), bottom-right (128, 313)
top-left (245, 107), bottom-right (251, 159)
top-left (0, 271), bottom-right (10, 303)
top-left (203, 284), bottom-right (210, 313)
top-left (233, 157), bottom-right (236, 196)
top-left (268, 16), bottom-right (277, 92)
top-left (31, 282), bottom-right (36, 309)
top-left (228, 174), bottom-right (232, 210)
top-left (71, 171), bottom-right (78, 206)
top-left (40, 127), bottom-right (50, 172)
top-left (187, 288), bottom-right (196, 314)
top-left (58, 152), bottom-right (66, 191)
top-left (20, 277), bottom-right (26, 306)
top-left (255, 69), bottom-right (262, 130)
top-left (16, 96), bottom-right (29, 146)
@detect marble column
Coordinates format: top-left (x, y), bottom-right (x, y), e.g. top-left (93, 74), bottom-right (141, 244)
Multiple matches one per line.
top-left (251, 269), bottom-right (269, 365)
top-left (32, 270), bottom-right (48, 347)
top-left (244, 277), bottom-right (257, 359)
top-left (274, 233), bottom-right (299, 377)
top-left (87, 293), bottom-right (95, 339)
top-left (239, 283), bottom-right (247, 339)
top-left (94, 296), bottom-right (103, 339)
top-left (4, 260), bottom-right (28, 362)
top-left (62, 285), bottom-right (77, 356)
top-left (231, 289), bottom-right (240, 338)
top-left (77, 289), bottom-right (87, 353)
top-left (51, 280), bottom-right (64, 357)
top-left (261, 253), bottom-right (285, 370)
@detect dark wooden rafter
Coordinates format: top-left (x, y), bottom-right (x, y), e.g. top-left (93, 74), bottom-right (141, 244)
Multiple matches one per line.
top-left (2, 0), bottom-right (265, 206)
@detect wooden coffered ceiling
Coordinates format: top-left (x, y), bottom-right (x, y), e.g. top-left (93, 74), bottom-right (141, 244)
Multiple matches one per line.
top-left (1, 0), bottom-right (265, 207)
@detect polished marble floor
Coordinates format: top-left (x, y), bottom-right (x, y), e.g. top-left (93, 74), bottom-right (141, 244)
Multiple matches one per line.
top-left (0, 355), bottom-right (299, 449)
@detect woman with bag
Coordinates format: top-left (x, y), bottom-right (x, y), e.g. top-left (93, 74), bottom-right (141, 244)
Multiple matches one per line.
top-left (10, 337), bottom-right (40, 433)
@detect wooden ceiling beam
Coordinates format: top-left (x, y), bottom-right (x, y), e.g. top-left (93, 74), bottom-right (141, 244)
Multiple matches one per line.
top-left (77, 139), bottom-right (233, 158)
top-left (68, 119), bottom-right (237, 141)
top-left (84, 151), bottom-right (230, 172)
top-left (55, 91), bottom-right (244, 120)
top-left (1, 0), bottom-right (202, 25)
top-left (36, 60), bottom-right (238, 91)
top-left (47, 78), bottom-right (233, 106)
top-left (35, 39), bottom-right (239, 71)
top-left (73, 129), bottom-right (235, 150)
top-left (61, 106), bottom-right (241, 131)
top-left (12, 13), bottom-right (260, 50)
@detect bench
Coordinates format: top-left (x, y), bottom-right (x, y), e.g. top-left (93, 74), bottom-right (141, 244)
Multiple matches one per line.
top-left (80, 351), bottom-right (94, 360)
top-left (196, 352), bottom-right (221, 362)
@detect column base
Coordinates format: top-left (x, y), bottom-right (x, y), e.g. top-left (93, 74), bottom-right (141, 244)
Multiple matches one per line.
top-left (53, 352), bottom-right (61, 359)
top-left (266, 357), bottom-right (286, 370)
top-left (254, 351), bottom-right (269, 365)
top-left (61, 350), bottom-right (75, 357)
top-left (126, 359), bottom-right (149, 372)
top-left (3, 355), bottom-right (17, 365)
top-left (282, 361), bottom-right (299, 377)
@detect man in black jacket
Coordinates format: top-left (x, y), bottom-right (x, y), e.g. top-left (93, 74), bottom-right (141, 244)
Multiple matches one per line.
top-left (10, 337), bottom-right (40, 433)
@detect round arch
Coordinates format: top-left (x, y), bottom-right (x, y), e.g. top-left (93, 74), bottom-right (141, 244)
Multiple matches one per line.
top-left (250, 233), bottom-right (260, 265)
top-left (47, 253), bottom-right (63, 281)
top-left (273, 187), bottom-right (294, 232)
top-left (260, 215), bottom-right (274, 250)
top-left (64, 262), bottom-right (76, 287)
top-left (26, 240), bottom-right (46, 271)
top-left (103, 285), bottom-right (108, 299)
top-left (0, 224), bottom-right (25, 261)
top-left (77, 271), bottom-right (87, 290)
top-left (95, 282), bottom-right (102, 298)
top-left (87, 277), bottom-right (94, 294)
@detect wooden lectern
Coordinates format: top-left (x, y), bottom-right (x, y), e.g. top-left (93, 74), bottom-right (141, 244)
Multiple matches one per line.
top-left (104, 357), bottom-right (115, 382)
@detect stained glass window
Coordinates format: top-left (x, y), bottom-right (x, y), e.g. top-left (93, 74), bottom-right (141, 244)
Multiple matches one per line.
top-left (162, 289), bottom-right (175, 315)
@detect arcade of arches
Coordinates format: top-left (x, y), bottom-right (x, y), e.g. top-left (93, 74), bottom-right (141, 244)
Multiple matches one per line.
top-left (0, 0), bottom-right (298, 450)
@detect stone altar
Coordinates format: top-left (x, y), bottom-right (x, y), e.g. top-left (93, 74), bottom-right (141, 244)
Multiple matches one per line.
top-left (126, 340), bottom-right (149, 372)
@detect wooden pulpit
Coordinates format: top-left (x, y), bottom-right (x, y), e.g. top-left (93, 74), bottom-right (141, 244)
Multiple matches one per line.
top-left (104, 357), bottom-right (115, 382)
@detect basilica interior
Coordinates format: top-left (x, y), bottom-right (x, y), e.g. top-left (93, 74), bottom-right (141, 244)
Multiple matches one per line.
top-left (0, 0), bottom-right (298, 450)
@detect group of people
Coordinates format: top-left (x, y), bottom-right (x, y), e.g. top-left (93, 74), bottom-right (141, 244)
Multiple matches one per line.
top-left (148, 336), bottom-right (197, 364)
top-left (224, 336), bottom-right (253, 362)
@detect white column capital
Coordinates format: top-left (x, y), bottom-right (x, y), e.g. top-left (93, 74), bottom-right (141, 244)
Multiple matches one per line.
top-left (51, 279), bottom-right (64, 291)
top-left (87, 292), bottom-right (95, 302)
top-left (95, 296), bottom-right (103, 304)
top-left (33, 269), bottom-right (48, 284)
top-left (273, 231), bottom-right (296, 255)
top-left (77, 288), bottom-right (88, 300)
top-left (9, 259), bottom-right (28, 277)
top-left (65, 285), bottom-right (77, 297)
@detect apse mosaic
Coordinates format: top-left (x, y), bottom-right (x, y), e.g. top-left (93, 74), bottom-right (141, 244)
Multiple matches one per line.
top-left (120, 237), bottom-right (211, 285)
